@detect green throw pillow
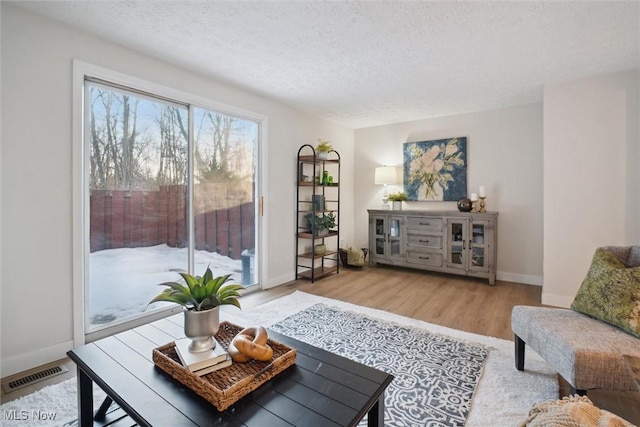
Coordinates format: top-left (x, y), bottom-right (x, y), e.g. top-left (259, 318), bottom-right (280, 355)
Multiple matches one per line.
top-left (571, 247), bottom-right (640, 338)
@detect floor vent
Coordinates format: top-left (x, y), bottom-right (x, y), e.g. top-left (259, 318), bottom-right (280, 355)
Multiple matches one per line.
top-left (2, 365), bottom-right (68, 393)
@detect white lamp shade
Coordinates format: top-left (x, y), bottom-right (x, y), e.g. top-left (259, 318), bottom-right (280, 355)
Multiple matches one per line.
top-left (374, 166), bottom-right (399, 185)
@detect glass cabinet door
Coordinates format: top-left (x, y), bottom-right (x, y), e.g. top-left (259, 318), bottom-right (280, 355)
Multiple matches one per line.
top-left (389, 217), bottom-right (401, 259)
top-left (371, 215), bottom-right (403, 261)
top-left (374, 217), bottom-right (386, 256)
top-left (447, 219), bottom-right (467, 268)
top-left (469, 221), bottom-right (488, 271)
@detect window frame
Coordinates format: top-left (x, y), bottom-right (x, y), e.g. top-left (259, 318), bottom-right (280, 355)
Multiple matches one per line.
top-left (72, 60), bottom-right (268, 345)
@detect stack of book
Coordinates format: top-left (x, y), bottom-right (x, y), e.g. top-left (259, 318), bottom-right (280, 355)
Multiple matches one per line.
top-left (174, 338), bottom-right (232, 376)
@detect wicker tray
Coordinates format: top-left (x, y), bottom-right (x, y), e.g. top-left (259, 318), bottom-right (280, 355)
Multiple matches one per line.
top-left (153, 321), bottom-right (297, 411)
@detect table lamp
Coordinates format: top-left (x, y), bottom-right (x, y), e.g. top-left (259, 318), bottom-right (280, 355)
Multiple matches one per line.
top-left (374, 166), bottom-right (398, 209)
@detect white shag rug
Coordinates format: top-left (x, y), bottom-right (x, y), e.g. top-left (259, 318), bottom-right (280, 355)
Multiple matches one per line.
top-left (0, 291), bottom-right (557, 426)
top-left (0, 379), bottom-right (107, 427)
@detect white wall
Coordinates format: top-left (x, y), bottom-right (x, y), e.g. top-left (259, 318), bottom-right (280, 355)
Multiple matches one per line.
top-left (542, 69), bottom-right (639, 307)
top-left (0, 4), bottom-right (353, 376)
top-left (354, 104), bottom-right (544, 284)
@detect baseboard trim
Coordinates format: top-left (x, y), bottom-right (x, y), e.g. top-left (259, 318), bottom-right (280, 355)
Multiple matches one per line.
top-left (541, 293), bottom-right (573, 308)
top-left (497, 271), bottom-right (542, 286)
top-left (1, 340), bottom-right (74, 378)
top-left (264, 273), bottom-right (294, 289)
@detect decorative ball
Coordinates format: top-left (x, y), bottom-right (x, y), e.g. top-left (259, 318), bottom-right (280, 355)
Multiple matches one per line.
top-left (457, 198), bottom-right (472, 212)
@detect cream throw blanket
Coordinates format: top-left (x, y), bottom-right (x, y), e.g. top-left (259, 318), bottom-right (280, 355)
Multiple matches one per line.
top-left (520, 396), bottom-right (634, 427)
top-left (346, 246), bottom-right (365, 266)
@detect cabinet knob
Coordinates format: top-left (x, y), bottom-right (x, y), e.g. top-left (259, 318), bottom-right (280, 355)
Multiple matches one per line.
top-left (419, 239), bottom-right (430, 243)
top-left (419, 256), bottom-right (430, 260)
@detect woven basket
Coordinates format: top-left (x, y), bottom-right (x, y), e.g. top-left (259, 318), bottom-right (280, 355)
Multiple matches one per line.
top-left (339, 247), bottom-right (368, 267)
top-left (153, 321), bottom-right (296, 411)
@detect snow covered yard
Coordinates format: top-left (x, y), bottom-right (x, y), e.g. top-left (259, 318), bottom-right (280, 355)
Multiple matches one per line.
top-left (89, 244), bottom-right (244, 327)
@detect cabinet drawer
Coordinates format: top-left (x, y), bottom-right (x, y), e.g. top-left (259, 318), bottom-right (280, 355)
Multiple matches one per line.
top-left (406, 217), bottom-right (443, 232)
top-left (406, 251), bottom-right (443, 267)
top-left (406, 234), bottom-right (442, 249)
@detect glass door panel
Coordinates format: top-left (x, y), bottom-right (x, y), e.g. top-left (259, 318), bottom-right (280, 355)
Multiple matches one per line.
top-left (471, 224), bottom-right (485, 245)
top-left (390, 240), bottom-right (401, 256)
top-left (469, 220), bottom-right (488, 271)
top-left (85, 80), bottom-right (261, 340)
top-left (373, 217), bottom-right (387, 256)
top-left (375, 237), bottom-right (385, 255)
top-left (388, 216), bottom-right (403, 260)
top-left (390, 219), bottom-right (400, 238)
top-left (87, 83), bottom-right (188, 333)
top-left (449, 221), bottom-right (465, 266)
top-left (193, 108), bottom-right (258, 288)
top-left (471, 247), bottom-right (485, 267)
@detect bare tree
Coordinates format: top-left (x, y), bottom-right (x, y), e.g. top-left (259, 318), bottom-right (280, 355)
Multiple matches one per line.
top-left (89, 85), bottom-right (254, 192)
top-left (89, 88), bottom-right (159, 191)
top-left (156, 106), bottom-right (188, 186)
top-left (196, 112), bottom-right (236, 182)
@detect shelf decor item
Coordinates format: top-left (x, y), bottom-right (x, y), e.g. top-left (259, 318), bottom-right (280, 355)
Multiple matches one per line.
top-left (457, 198), bottom-right (472, 212)
top-left (153, 321), bottom-right (296, 411)
top-left (478, 186), bottom-right (487, 213)
top-left (148, 267), bottom-right (243, 352)
top-left (316, 139), bottom-right (332, 160)
top-left (470, 193), bottom-right (478, 212)
top-left (312, 194), bottom-right (325, 211)
top-left (388, 191), bottom-right (408, 210)
top-left (306, 212), bottom-right (336, 236)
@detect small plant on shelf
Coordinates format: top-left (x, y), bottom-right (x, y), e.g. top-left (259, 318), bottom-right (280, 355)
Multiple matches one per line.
top-left (387, 192), bottom-right (408, 202)
top-left (305, 212), bottom-right (336, 235)
top-left (316, 139), bottom-right (332, 159)
top-left (316, 139), bottom-right (332, 153)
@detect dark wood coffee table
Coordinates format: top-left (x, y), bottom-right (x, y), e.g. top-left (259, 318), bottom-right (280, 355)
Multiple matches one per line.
top-left (67, 316), bottom-right (393, 426)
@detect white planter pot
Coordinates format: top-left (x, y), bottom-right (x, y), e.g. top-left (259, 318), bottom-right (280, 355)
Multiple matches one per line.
top-left (392, 201), bottom-right (402, 210)
top-left (316, 228), bottom-right (329, 237)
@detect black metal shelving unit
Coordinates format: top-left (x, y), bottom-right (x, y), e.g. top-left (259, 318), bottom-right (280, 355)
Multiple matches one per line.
top-left (295, 144), bottom-right (340, 282)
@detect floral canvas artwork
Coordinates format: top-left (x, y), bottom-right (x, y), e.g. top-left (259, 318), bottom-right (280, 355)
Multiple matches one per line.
top-left (403, 137), bottom-right (467, 201)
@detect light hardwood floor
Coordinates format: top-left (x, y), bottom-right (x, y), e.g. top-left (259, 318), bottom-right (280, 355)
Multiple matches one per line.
top-left (2, 265), bottom-right (639, 424)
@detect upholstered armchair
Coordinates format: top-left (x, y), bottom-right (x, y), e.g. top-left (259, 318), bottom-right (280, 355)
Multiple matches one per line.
top-left (512, 246), bottom-right (640, 396)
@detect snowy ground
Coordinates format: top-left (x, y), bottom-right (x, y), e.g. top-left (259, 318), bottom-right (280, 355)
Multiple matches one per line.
top-left (89, 244), bottom-right (246, 327)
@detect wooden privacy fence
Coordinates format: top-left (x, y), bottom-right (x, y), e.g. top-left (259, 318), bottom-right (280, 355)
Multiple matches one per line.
top-left (90, 185), bottom-right (255, 260)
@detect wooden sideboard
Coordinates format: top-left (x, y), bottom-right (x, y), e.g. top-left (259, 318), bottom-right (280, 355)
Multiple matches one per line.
top-left (368, 209), bottom-right (498, 285)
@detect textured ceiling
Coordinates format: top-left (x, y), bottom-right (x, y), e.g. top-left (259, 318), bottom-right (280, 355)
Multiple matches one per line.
top-left (12, 1), bottom-right (640, 129)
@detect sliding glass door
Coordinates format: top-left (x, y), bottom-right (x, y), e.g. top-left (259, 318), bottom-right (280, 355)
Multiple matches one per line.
top-left (84, 79), bottom-right (259, 340)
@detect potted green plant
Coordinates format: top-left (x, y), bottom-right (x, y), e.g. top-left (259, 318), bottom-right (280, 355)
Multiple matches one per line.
top-left (387, 192), bottom-right (408, 210)
top-left (148, 266), bottom-right (243, 352)
top-left (306, 212), bottom-right (336, 236)
top-left (316, 139), bottom-right (332, 160)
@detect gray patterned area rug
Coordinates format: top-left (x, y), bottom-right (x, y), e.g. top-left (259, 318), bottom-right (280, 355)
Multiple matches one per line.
top-left (271, 303), bottom-right (488, 427)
